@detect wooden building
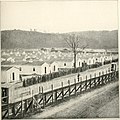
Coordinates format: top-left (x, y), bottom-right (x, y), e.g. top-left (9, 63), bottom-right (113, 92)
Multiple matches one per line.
top-left (1, 66), bottom-right (20, 83)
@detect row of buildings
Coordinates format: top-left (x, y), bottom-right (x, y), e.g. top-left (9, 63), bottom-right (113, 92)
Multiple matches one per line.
top-left (1, 53), bottom-right (118, 83)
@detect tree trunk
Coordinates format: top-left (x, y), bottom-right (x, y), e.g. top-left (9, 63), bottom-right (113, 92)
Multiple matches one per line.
top-left (74, 51), bottom-right (76, 68)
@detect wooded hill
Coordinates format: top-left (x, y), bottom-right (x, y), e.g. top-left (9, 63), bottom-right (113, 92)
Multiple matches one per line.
top-left (1, 30), bottom-right (118, 49)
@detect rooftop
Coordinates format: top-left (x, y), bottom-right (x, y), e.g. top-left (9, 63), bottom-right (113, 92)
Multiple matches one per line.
top-left (1, 61), bottom-right (27, 66)
top-left (23, 61), bottom-right (46, 66)
top-left (56, 57), bottom-right (73, 62)
top-left (1, 66), bottom-right (13, 71)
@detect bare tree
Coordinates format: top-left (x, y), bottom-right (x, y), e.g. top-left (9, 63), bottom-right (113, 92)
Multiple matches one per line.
top-left (65, 34), bottom-right (88, 68)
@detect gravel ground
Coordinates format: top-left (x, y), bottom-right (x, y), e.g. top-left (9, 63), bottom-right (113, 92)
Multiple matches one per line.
top-left (30, 81), bottom-right (119, 119)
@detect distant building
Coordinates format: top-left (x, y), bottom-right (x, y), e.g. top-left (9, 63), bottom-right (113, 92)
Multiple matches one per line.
top-left (105, 55), bottom-right (112, 62)
top-left (56, 58), bottom-right (74, 69)
top-left (1, 66), bottom-right (20, 83)
top-left (1, 61), bottom-right (50, 75)
top-left (48, 61), bottom-right (58, 73)
top-left (76, 58), bottom-right (83, 67)
top-left (20, 61), bottom-right (50, 75)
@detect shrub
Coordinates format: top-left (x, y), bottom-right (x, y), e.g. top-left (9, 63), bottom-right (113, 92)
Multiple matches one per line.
top-left (23, 62), bottom-right (107, 87)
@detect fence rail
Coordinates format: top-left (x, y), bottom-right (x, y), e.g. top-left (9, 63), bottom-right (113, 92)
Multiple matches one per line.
top-left (2, 70), bottom-right (118, 119)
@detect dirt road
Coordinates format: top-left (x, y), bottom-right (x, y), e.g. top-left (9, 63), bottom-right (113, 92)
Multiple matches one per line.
top-left (30, 81), bottom-right (119, 118)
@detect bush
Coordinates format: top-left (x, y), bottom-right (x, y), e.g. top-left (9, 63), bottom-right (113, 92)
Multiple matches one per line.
top-left (112, 58), bottom-right (118, 62)
top-left (104, 60), bottom-right (111, 65)
top-left (23, 62), bottom-right (107, 87)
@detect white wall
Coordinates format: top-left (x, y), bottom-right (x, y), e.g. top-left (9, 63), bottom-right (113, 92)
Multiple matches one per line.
top-left (7, 67), bottom-right (20, 82)
top-left (1, 71), bottom-right (8, 83)
top-left (87, 58), bottom-right (91, 65)
top-left (20, 65), bottom-right (41, 75)
top-left (57, 61), bottom-right (74, 69)
top-left (76, 59), bottom-right (83, 67)
top-left (92, 57), bottom-right (96, 64)
top-left (1, 67), bottom-right (20, 83)
top-left (50, 62), bottom-right (58, 73)
top-left (20, 64), bottom-right (50, 75)
top-left (95, 57), bottom-right (101, 63)
top-left (40, 63), bottom-right (50, 75)
top-left (100, 56), bottom-right (105, 64)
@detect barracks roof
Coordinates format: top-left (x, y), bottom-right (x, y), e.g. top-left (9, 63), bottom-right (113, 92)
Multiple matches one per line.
top-left (1, 66), bottom-right (19, 71)
top-left (22, 61), bottom-right (46, 66)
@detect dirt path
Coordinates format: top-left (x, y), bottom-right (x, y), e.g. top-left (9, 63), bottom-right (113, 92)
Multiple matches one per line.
top-left (30, 81), bottom-right (119, 118)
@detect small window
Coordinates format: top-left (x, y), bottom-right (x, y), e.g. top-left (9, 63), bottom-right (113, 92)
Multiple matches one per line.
top-left (64, 63), bottom-right (66, 66)
top-left (45, 67), bottom-right (46, 73)
top-left (33, 68), bottom-right (35, 71)
top-left (79, 62), bottom-right (80, 66)
top-left (12, 72), bottom-right (15, 80)
top-left (54, 65), bottom-right (55, 71)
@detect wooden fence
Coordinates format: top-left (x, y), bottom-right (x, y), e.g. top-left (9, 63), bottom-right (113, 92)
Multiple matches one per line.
top-left (2, 70), bottom-right (118, 119)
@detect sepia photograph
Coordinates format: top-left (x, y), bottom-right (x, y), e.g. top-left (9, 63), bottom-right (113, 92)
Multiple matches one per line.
top-left (1, 0), bottom-right (119, 119)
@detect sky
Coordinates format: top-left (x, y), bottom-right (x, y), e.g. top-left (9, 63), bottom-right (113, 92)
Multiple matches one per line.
top-left (1, 1), bottom-right (118, 33)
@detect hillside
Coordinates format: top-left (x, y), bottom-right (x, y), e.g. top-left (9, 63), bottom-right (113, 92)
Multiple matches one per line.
top-left (1, 30), bottom-right (118, 49)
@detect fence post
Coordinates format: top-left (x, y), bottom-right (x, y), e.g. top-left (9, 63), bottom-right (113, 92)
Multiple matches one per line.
top-left (89, 74), bottom-right (92, 89)
top-left (99, 72), bottom-right (101, 85)
top-left (85, 75), bottom-right (87, 90)
top-left (102, 71), bottom-right (104, 75)
top-left (55, 90), bottom-right (57, 102)
top-left (94, 73), bottom-right (96, 87)
top-left (102, 71), bottom-right (104, 85)
top-left (77, 74), bottom-right (80, 82)
top-left (68, 80), bottom-right (70, 96)
top-left (44, 94), bottom-right (46, 106)
top-left (21, 94), bottom-right (23, 118)
top-left (99, 72), bottom-right (101, 76)
top-left (110, 71), bottom-right (112, 81)
top-left (39, 86), bottom-right (41, 94)
top-left (90, 74), bottom-right (92, 79)
top-left (79, 77), bottom-right (82, 92)
top-left (31, 90), bottom-right (34, 113)
top-left (107, 71), bottom-right (109, 82)
top-left (12, 103), bottom-right (15, 118)
top-left (80, 76), bottom-right (82, 82)
top-left (24, 99), bottom-right (27, 115)
top-left (42, 87), bottom-right (45, 108)
top-left (105, 70), bottom-right (108, 84)
top-left (94, 73), bottom-right (96, 77)
top-left (7, 89), bottom-right (9, 119)
top-left (114, 70), bottom-right (117, 80)
top-left (74, 79), bottom-right (77, 95)
top-left (51, 84), bottom-right (53, 103)
top-left (61, 82), bottom-right (64, 99)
